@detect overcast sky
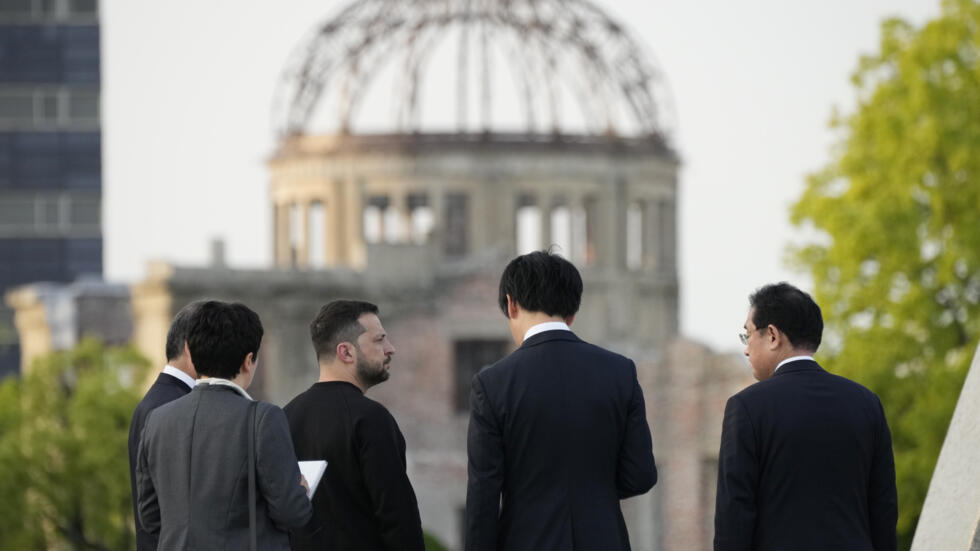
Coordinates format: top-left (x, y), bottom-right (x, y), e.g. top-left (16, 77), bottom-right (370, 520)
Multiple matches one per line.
top-left (102, 0), bottom-right (939, 353)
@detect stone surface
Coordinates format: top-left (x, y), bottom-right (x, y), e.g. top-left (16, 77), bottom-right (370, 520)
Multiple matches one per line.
top-left (911, 341), bottom-right (980, 551)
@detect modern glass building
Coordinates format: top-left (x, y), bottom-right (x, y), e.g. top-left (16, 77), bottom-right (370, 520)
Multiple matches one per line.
top-left (0, 0), bottom-right (101, 378)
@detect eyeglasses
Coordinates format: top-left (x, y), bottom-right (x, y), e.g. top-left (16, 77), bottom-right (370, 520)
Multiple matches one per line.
top-left (738, 328), bottom-right (764, 345)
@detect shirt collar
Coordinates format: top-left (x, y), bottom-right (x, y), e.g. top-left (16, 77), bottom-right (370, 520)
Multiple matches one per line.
top-left (196, 377), bottom-right (254, 400)
top-left (523, 321), bottom-right (571, 342)
top-left (775, 355), bottom-right (815, 373)
top-left (162, 364), bottom-right (196, 389)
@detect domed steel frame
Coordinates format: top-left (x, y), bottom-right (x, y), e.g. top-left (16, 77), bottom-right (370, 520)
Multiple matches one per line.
top-left (273, 0), bottom-right (674, 140)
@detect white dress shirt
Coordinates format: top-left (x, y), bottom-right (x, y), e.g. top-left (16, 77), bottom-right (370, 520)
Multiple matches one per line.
top-left (162, 364), bottom-right (196, 390)
top-left (774, 355), bottom-right (815, 374)
top-left (523, 321), bottom-right (571, 342)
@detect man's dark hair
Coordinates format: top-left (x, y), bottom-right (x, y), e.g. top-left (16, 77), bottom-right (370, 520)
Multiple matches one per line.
top-left (749, 282), bottom-right (823, 352)
top-left (310, 300), bottom-right (379, 361)
top-left (186, 301), bottom-right (263, 379)
top-left (165, 301), bottom-right (204, 362)
top-left (498, 250), bottom-right (583, 319)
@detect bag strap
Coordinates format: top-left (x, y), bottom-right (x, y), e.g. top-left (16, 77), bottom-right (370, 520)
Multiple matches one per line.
top-left (247, 400), bottom-right (258, 551)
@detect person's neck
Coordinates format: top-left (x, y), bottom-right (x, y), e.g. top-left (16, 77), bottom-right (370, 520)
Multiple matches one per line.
top-left (318, 363), bottom-right (367, 393)
top-left (169, 357), bottom-right (196, 380)
top-left (774, 348), bottom-right (815, 366)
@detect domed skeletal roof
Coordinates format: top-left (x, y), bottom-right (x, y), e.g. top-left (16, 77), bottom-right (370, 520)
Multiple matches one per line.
top-left (273, 0), bottom-right (674, 140)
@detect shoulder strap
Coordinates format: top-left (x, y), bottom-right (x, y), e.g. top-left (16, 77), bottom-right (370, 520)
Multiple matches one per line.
top-left (247, 400), bottom-right (258, 551)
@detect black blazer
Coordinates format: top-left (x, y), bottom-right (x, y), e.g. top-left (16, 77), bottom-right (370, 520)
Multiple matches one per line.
top-left (714, 359), bottom-right (898, 551)
top-left (128, 372), bottom-right (192, 551)
top-left (466, 330), bottom-right (657, 551)
top-left (284, 381), bottom-right (425, 551)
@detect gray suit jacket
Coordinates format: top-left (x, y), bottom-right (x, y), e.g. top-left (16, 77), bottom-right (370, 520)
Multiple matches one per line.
top-left (136, 384), bottom-right (312, 550)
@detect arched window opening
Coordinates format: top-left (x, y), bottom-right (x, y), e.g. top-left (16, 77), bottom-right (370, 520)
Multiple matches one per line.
top-left (516, 194), bottom-right (541, 255)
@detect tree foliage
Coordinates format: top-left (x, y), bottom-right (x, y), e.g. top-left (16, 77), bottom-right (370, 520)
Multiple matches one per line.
top-left (0, 339), bottom-right (149, 550)
top-left (789, 0), bottom-right (980, 547)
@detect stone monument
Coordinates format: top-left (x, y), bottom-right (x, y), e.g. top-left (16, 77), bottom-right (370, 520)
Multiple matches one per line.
top-left (911, 341), bottom-right (980, 551)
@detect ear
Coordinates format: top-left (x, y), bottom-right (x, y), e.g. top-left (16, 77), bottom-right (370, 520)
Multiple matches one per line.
top-left (564, 313), bottom-right (575, 326)
top-left (506, 294), bottom-right (520, 320)
top-left (765, 325), bottom-right (781, 351)
top-left (240, 352), bottom-right (255, 376)
top-left (336, 342), bottom-right (356, 365)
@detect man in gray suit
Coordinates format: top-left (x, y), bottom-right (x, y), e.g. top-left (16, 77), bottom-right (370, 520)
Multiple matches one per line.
top-left (136, 301), bottom-right (311, 549)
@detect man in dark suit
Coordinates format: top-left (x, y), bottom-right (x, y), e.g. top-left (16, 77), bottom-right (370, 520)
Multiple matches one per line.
top-left (466, 250), bottom-right (657, 551)
top-left (284, 300), bottom-right (425, 551)
top-left (714, 282), bottom-right (898, 551)
top-left (128, 301), bottom-right (201, 551)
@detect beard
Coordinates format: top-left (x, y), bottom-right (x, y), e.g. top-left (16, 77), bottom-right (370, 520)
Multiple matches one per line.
top-left (356, 355), bottom-right (390, 388)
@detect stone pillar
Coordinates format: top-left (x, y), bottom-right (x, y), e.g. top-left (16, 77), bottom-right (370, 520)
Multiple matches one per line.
top-left (130, 262), bottom-right (176, 389)
top-left (346, 179), bottom-right (366, 269)
top-left (540, 194), bottom-right (552, 250)
top-left (325, 185), bottom-right (341, 266)
top-left (911, 341), bottom-right (980, 551)
top-left (4, 286), bottom-right (52, 374)
top-left (274, 202), bottom-right (291, 268)
top-left (390, 192), bottom-right (408, 243)
top-left (296, 200), bottom-right (310, 268)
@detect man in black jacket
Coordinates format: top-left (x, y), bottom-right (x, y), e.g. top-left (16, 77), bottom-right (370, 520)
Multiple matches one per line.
top-left (714, 283), bottom-right (898, 551)
top-left (466, 250), bottom-right (657, 551)
top-left (285, 300), bottom-right (425, 551)
top-left (127, 301), bottom-right (200, 551)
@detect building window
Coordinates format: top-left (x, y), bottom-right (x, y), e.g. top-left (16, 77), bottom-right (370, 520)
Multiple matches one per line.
top-left (383, 202), bottom-right (403, 243)
top-left (444, 193), bottom-right (468, 257)
top-left (550, 203), bottom-right (571, 258)
top-left (0, 0), bottom-right (34, 16)
top-left (454, 339), bottom-right (508, 412)
top-left (569, 204), bottom-right (587, 264)
top-left (0, 87), bottom-right (99, 129)
top-left (408, 193), bottom-right (433, 244)
top-left (0, 0), bottom-right (98, 17)
top-left (69, 0), bottom-right (98, 15)
top-left (363, 195), bottom-right (388, 244)
top-left (515, 193), bottom-right (541, 255)
top-left (0, 193), bottom-right (99, 236)
top-left (308, 201), bottom-right (325, 267)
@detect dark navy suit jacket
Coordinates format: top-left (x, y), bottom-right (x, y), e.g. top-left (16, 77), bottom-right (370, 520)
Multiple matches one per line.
top-left (128, 372), bottom-right (192, 551)
top-left (466, 330), bottom-right (657, 551)
top-left (714, 359), bottom-right (898, 551)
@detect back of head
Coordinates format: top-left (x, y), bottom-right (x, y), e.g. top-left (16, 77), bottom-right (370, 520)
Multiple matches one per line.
top-left (310, 299), bottom-right (379, 361)
top-left (750, 282), bottom-right (823, 352)
top-left (165, 301), bottom-right (204, 362)
top-left (187, 301), bottom-right (264, 379)
top-left (498, 250), bottom-right (583, 318)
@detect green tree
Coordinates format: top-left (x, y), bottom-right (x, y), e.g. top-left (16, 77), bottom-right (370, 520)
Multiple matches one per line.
top-left (789, 0), bottom-right (980, 547)
top-left (0, 339), bottom-right (149, 550)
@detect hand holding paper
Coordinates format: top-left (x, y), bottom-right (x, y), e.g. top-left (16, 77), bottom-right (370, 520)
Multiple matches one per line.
top-left (298, 460), bottom-right (327, 499)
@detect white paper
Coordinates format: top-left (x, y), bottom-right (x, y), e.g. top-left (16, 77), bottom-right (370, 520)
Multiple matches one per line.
top-left (298, 460), bottom-right (327, 499)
